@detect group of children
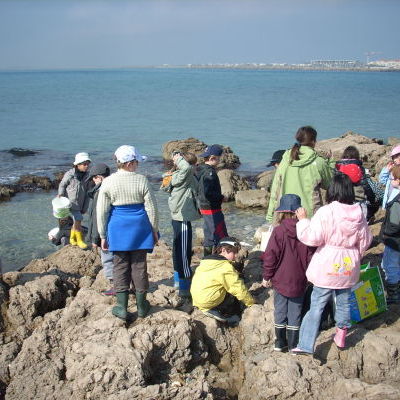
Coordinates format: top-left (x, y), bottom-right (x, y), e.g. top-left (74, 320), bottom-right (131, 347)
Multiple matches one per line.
top-left (49, 142), bottom-right (400, 356)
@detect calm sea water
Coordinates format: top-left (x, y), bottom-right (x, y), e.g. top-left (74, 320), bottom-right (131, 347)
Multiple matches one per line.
top-left (0, 68), bottom-right (399, 271)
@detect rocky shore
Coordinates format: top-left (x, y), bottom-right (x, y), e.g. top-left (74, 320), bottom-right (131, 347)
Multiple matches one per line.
top-left (1, 132), bottom-right (400, 399)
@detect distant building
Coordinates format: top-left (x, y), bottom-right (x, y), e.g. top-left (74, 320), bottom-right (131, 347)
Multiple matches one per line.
top-left (369, 60), bottom-right (400, 69)
top-left (310, 60), bottom-right (363, 68)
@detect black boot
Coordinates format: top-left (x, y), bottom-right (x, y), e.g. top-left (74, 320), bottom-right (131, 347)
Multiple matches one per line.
top-left (386, 283), bottom-right (400, 304)
top-left (287, 328), bottom-right (299, 351)
top-left (274, 326), bottom-right (288, 352)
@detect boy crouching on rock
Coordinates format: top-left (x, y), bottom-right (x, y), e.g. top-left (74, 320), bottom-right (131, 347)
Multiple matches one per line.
top-left (190, 237), bottom-right (254, 323)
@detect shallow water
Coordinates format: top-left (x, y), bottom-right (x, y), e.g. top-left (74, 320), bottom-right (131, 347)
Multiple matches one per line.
top-left (0, 185), bottom-right (266, 272)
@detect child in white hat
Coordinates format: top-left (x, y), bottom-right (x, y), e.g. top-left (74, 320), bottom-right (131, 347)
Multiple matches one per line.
top-left (57, 152), bottom-right (92, 249)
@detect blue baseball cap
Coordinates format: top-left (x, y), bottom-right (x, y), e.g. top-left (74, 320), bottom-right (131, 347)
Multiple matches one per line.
top-left (199, 144), bottom-right (223, 158)
top-left (275, 194), bottom-right (302, 212)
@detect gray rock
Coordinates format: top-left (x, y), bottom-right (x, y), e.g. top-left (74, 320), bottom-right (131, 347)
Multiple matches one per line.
top-left (218, 169), bottom-right (250, 201)
top-left (235, 189), bottom-right (269, 208)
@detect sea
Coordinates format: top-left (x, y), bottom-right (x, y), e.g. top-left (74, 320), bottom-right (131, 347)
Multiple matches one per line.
top-left (0, 68), bottom-right (399, 271)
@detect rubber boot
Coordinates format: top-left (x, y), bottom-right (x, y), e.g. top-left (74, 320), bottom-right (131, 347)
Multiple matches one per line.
top-left (173, 271), bottom-right (180, 289)
top-left (69, 229), bottom-right (77, 246)
top-left (273, 326), bottom-right (288, 352)
top-left (178, 277), bottom-right (191, 298)
top-left (203, 246), bottom-right (213, 257)
top-left (287, 329), bottom-right (299, 351)
top-left (136, 291), bottom-right (150, 318)
top-left (75, 230), bottom-right (88, 250)
top-left (386, 283), bottom-right (400, 304)
top-left (333, 327), bottom-right (347, 349)
top-left (112, 291), bottom-right (129, 321)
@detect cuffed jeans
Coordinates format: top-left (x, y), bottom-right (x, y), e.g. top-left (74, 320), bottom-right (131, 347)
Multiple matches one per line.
top-left (381, 245), bottom-right (400, 284)
top-left (297, 286), bottom-right (351, 353)
top-left (101, 249), bottom-right (114, 281)
top-left (113, 250), bottom-right (149, 293)
top-left (274, 290), bottom-right (303, 331)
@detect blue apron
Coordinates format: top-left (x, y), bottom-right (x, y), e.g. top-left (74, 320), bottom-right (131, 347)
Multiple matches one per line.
top-left (107, 204), bottom-right (154, 252)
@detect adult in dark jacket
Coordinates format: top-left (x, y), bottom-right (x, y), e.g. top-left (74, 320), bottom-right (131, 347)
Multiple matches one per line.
top-left (262, 194), bottom-right (315, 351)
top-left (196, 144), bottom-right (228, 256)
top-left (87, 163), bottom-right (114, 294)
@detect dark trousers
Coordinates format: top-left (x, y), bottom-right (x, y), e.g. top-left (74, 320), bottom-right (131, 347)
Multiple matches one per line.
top-left (214, 293), bottom-right (241, 317)
top-left (113, 250), bottom-right (148, 293)
top-left (202, 211), bottom-right (228, 247)
top-left (172, 220), bottom-right (193, 279)
top-left (274, 290), bottom-right (304, 331)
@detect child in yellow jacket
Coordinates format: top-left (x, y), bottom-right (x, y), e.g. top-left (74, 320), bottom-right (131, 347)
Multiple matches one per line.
top-left (191, 237), bottom-right (254, 322)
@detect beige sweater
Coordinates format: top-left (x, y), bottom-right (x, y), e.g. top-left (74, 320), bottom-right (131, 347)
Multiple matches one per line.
top-left (96, 170), bottom-right (159, 239)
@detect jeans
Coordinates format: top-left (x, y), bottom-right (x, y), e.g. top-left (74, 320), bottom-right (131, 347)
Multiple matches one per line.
top-left (274, 290), bottom-right (304, 330)
top-left (381, 245), bottom-right (400, 284)
top-left (297, 286), bottom-right (351, 353)
top-left (101, 249), bottom-right (114, 281)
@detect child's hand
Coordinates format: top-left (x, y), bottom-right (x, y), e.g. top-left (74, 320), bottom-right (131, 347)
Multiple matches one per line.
top-left (387, 161), bottom-right (394, 171)
top-left (101, 238), bottom-right (108, 251)
top-left (262, 279), bottom-right (272, 288)
top-left (92, 243), bottom-right (98, 249)
top-left (295, 207), bottom-right (307, 220)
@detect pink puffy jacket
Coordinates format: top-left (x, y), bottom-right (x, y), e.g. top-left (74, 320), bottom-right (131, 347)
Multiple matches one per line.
top-left (296, 201), bottom-right (373, 289)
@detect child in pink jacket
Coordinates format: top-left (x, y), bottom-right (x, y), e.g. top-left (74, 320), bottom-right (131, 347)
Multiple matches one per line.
top-left (291, 173), bottom-right (372, 354)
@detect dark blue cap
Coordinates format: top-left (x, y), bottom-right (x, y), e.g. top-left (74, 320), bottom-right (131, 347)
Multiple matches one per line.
top-left (275, 194), bottom-right (302, 212)
top-left (267, 150), bottom-right (285, 167)
top-left (200, 144), bottom-right (223, 158)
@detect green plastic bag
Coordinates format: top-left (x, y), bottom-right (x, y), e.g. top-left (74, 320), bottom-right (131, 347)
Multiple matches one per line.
top-left (350, 263), bottom-right (387, 324)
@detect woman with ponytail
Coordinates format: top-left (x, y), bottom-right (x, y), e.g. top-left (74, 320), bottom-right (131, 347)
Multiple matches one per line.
top-left (266, 126), bottom-right (334, 223)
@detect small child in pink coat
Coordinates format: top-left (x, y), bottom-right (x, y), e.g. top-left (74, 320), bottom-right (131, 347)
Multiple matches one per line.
top-left (291, 173), bottom-right (372, 354)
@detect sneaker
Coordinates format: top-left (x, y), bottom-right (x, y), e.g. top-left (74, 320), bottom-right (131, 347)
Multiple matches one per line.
top-left (203, 309), bottom-right (228, 323)
top-left (102, 288), bottom-right (116, 296)
top-left (290, 347), bottom-right (313, 355)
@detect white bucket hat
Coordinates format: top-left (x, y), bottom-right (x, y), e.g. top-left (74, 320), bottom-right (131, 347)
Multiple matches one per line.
top-left (73, 152), bottom-right (91, 165)
top-left (114, 145), bottom-right (147, 163)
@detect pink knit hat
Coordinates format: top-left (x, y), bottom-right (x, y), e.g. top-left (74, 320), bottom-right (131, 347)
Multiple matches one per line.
top-left (391, 145), bottom-right (400, 158)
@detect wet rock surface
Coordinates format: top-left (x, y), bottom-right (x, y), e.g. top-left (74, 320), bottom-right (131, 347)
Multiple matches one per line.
top-left (0, 220), bottom-right (398, 400)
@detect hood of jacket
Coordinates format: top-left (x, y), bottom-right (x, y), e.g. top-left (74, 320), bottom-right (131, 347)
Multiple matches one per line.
top-left (279, 218), bottom-right (298, 239)
top-left (281, 146), bottom-right (318, 168)
top-left (198, 254), bottom-right (231, 271)
top-left (330, 201), bottom-right (366, 241)
top-left (88, 183), bottom-right (101, 199)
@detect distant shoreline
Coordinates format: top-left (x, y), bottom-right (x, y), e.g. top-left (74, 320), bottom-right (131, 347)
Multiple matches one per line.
top-left (1, 65), bottom-right (399, 73)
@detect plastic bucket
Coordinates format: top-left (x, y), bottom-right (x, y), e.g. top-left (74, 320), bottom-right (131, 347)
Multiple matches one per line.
top-left (52, 196), bottom-right (71, 219)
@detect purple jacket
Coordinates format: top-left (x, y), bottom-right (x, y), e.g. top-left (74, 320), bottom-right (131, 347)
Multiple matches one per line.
top-left (261, 219), bottom-right (315, 298)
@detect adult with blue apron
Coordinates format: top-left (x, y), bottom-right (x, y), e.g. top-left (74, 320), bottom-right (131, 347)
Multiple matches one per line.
top-left (97, 145), bottom-right (159, 321)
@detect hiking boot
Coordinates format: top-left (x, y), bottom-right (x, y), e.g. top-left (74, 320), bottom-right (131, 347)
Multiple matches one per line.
top-left (202, 309), bottom-right (228, 323)
top-left (112, 291), bottom-right (129, 321)
top-left (274, 326), bottom-right (288, 352)
top-left (136, 291), bottom-right (151, 318)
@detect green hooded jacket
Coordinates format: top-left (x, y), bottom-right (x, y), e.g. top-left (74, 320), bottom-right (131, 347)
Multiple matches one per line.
top-left (266, 146), bottom-right (334, 222)
top-left (168, 156), bottom-right (201, 222)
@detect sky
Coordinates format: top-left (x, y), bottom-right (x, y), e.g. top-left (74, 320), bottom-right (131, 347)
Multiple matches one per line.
top-left (0, 0), bottom-right (399, 69)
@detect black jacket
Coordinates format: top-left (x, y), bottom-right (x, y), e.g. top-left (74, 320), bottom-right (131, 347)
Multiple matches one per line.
top-left (87, 183), bottom-right (102, 246)
top-left (380, 193), bottom-right (400, 251)
top-left (195, 164), bottom-right (224, 210)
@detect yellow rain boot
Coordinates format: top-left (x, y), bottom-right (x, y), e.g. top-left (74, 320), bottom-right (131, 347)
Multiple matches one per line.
top-left (69, 229), bottom-right (77, 246)
top-left (75, 230), bottom-right (88, 250)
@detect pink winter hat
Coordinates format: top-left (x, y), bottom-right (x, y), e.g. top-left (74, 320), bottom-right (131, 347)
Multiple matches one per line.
top-left (391, 145), bottom-right (400, 158)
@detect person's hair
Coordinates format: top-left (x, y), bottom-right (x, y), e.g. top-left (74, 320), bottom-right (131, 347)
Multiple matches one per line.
top-left (215, 243), bottom-right (239, 255)
top-left (342, 146), bottom-right (360, 160)
top-left (326, 172), bottom-right (355, 205)
top-left (290, 126), bottom-right (318, 163)
top-left (183, 152), bottom-right (197, 165)
top-left (276, 212), bottom-right (297, 224)
top-left (116, 159), bottom-right (137, 169)
top-left (392, 164), bottom-right (400, 180)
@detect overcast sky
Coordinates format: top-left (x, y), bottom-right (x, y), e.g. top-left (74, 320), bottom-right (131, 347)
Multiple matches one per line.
top-left (0, 0), bottom-right (399, 69)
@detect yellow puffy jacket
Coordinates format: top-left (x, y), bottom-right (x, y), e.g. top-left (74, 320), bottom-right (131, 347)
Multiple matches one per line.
top-left (190, 255), bottom-right (254, 312)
